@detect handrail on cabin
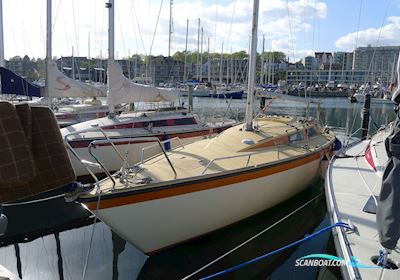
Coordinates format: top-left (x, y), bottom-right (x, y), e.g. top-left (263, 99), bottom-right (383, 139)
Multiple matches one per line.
top-left (200, 152), bottom-right (258, 175)
top-left (140, 137), bottom-right (184, 163)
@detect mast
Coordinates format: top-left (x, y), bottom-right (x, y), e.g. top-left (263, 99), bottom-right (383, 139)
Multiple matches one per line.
top-left (106, 0), bottom-right (115, 114)
top-left (44, 0), bottom-right (52, 105)
top-left (219, 42), bottom-right (223, 84)
top-left (260, 34), bottom-right (264, 84)
top-left (207, 37), bottom-right (210, 83)
top-left (245, 0), bottom-right (259, 131)
top-left (71, 47), bottom-right (75, 80)
top-left (230, 48), bottom-right (233, 84)
top-left (196, 18), bottom-right (200, 80)
top-left (199, 27), bottom-right (203, 82)
top-left (0, 0), bottom-right (4, 67)
top-left (88, 32), bottom-right (91, 82)
top-left (226, 50), bottom-right (229, 84)
top-left (128, 49), bottom-right (131, 79)
top-left (183, 19), bottom-right (189, 82)
top-left (168, 0), bottom-right (173, 57)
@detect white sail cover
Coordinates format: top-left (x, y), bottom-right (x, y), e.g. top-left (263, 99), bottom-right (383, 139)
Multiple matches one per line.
top-left (47, 60), bottom-right (106, 98)
top-left (108, 60), bottom-right (178, 105)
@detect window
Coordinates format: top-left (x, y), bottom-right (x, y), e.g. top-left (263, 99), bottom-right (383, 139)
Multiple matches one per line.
top-left (307, 127), bottom-right (317, 137)
top-left (175, 118), bottom-right (197, 125)
top-left (289, 132), bottom-right (305, 142)
top-left (133, 122), bottom-right (149, 128)
top-left (153, 120), bottom-right (168, 127)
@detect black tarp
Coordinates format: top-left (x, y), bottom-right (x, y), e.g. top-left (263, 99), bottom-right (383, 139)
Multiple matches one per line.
top-left (0, 67), bottom-right (42, 97)
top-left (377, 51), bottom-right (400, 250)
top-left (377, 117), bottom-right (400, 249)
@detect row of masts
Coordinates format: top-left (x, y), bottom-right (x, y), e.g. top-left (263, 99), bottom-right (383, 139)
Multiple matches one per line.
top-left (166, 0), bottom-right (271, 86)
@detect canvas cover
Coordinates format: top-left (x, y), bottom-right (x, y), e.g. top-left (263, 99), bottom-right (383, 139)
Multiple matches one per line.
top-left (0, 102), bottom-right (76, 202)
top-left (46, 60), bottom-right (106, 98)
top-left (0, 67), bottom-right (42, 97)
top-left (107, 59), bottom-right (178, 106)
top-left (378, 50), bottom-right (400, 250)
top-left (377, 117), bottom-right (400, 250)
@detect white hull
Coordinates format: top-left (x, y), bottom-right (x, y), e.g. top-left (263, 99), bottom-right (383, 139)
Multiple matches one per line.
top-left (92, 156), bottom-right (321, 253)
top-left (326, 127), bottom-right (400, 280)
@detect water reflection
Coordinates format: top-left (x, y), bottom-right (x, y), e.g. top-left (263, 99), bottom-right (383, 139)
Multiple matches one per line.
top-left (193, 97), bottom-right (396, 138)
top-left (0, 221), bottom-right (147, 280)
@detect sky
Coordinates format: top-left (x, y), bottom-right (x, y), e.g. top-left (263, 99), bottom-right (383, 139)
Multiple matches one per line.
top-left (2, 0), bottom-right (400, 62)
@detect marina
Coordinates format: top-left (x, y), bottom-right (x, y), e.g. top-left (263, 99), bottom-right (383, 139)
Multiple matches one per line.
top-left (1, 0), bottom-right (400, 279)
top-left (0, 96), bottom-right (397, 279)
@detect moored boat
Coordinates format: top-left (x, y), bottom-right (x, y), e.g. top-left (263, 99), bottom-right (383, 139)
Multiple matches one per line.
top-left (78, 115), bottom-right (335, 253)
top-left (209, 87), bottom-right (244, 99)
top-left (325, 124), bottom-right (400, 279)
top-left (62, 108), bottom-right (234, 177)
top-left (325, 53), bottom-right (400, 279)
top-left (74, 0), bottom-right (336, 254)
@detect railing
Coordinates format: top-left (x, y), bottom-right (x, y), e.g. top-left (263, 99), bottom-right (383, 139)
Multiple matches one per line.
top-left (88, 137), bottom-right (177, 186)
top-left (65, 141), bottom-right (100, 187)
top-left (140, 137), bottom-right (184, 164)
top-left (64, 126), bottom-right (125, 163)
top-left (200, 152), bottom-right (258, 175)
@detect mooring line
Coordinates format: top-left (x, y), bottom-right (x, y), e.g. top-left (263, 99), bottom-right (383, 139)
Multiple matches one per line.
top-left (181, 191), bottom-right (325, 280)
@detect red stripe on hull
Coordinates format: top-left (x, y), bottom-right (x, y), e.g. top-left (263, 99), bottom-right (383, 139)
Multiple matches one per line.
top-left (68, 125), bottom-right (231, 148)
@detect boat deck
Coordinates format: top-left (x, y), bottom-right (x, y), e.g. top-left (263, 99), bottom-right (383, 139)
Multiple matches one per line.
top-left (90, 116), bottom-right (334, 195)
top-left (326, 129), bottom-right (400, 279)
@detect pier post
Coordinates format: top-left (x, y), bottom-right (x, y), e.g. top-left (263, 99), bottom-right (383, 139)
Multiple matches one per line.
top-left (260, 96), bottom-right (266, 110)
top-left (361, 92), bottom-right (371, 140)
top-left (188, 85), bottom-right (193, 112)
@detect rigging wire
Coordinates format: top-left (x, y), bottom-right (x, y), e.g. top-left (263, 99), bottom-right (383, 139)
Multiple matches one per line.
top-left (149, 0), bottom-right (164, 57)
top-left (226, 0), bottom-right (237, 50)
top-left (71, 0), bottom-right (80, 56)
top-left (346, 0), bottom-right (364, 143)
top-left (116, 4), bottom-right (128, 59)
top-left (350, 0), bottom-right (364, 86)
top-left (346, 0), bottom-right (392, 143)
top-left (214, 0), bottom-right (218, 53)
top-left (285, 0), bottom-right (296, 63)
top-left (362, 0), bottom-right (393, 88)
top-left (130, 0), bottom-right (148, 56)
top-left (21, 0), bottom-right (32, 55)
top-left (60, 0), bottom-right (73, 58)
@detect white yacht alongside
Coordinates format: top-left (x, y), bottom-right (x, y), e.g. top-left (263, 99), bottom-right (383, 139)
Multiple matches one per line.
top-left (62, 108), bottom-right (234, 177)
top-left (326, 54), bottom-right (400, 279)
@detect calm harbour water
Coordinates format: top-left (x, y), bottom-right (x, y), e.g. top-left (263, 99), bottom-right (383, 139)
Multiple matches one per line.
top-left (0, 97), bottom-right (396, 279)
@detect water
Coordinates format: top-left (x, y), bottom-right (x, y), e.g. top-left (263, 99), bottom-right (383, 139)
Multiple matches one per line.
top-left (0, 97), bottom-right (396, 279)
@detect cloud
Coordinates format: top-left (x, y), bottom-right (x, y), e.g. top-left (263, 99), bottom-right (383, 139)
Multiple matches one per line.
top-left (335, 16), bottom-right (400, 50)
top-left (3, 0), bottom-right (328, 61)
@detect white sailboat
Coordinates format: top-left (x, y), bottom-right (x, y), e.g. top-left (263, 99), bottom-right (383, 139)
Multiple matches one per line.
top-left (326, 51), bottom-right (400, 279)
top-left (75, 0), bottom-right (336, 254)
